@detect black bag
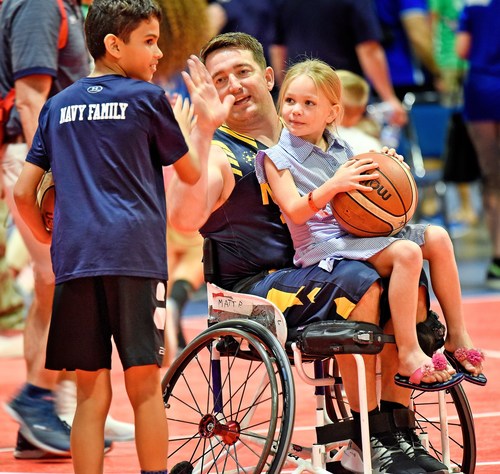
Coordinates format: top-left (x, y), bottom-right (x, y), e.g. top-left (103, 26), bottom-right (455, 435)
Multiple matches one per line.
top-left (416, 310), bottom-right (445, 357)
top-left (442, 110), bottom-right (481, 183)
top-left (296, 320), bottom-right (395, 356)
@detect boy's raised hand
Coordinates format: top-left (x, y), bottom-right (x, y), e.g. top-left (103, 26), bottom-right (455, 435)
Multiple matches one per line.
top-left (172, 95), bottom-right (196, 137)
top-left (181, 55), bottom-right (235, 133)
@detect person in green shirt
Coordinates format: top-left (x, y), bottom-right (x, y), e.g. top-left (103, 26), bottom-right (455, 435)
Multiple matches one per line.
top-left (430, 0), bottom-right (478, 227)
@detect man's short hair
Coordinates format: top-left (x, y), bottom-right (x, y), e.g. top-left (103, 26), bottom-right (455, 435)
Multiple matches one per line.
top-left (200, 32), bottom-right (267, 70)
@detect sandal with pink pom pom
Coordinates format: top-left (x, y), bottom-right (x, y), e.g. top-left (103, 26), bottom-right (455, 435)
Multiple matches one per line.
top-left (444, 348), bottom-right (487, 386)
top-left (394, 353), bottom-right (465, 391)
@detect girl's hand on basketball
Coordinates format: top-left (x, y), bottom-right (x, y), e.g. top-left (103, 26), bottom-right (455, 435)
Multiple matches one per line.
top-left (380, 146), bottom-right (411, 169)
top-left (331, 158), bottom-right (379, 193)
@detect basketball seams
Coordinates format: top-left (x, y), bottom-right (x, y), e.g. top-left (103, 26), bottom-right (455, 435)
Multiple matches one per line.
top-left (398, 161), bottom-right (419, 216)
top-left (361, 155), bottom-right (411, 212)
top-left (38, 186), bottom-right (54, 207)
top-left (332, 191), bottom-right (407, 236)
top-left (332, 192), bottom-right (395, 237)
top-left (347, 190), bottom-right (407, 221)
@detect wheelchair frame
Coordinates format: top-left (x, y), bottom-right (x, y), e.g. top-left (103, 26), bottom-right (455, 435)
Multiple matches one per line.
top-left (162, 283), bottom-right (476, 473)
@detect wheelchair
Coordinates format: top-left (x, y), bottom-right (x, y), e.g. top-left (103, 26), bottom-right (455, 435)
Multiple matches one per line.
top-left (162, 246), bottom-right (476, 473)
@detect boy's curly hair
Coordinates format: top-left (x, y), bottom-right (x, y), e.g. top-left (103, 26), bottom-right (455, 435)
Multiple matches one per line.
top-left (156, 0), bottom-right (211, 78)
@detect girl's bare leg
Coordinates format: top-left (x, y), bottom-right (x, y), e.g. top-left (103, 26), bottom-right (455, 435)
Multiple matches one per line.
top-left (422, 226), bottom-right (483, 376)
top-left (369, 240), bottom-right (453, 383)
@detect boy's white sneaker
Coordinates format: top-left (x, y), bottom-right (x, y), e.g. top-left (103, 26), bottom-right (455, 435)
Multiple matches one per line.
top-left (56, 380), bottom-right (135, 442)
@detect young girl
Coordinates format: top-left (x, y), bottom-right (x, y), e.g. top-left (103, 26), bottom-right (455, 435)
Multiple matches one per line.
top-left (256, 59), bottom-right (485, 390)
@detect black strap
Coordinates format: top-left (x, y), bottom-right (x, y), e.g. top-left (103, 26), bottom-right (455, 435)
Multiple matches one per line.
top-left (316, 410), bottom-right (414, 445)
top-left (203, 237), bottom-right (219, 285)
top-left (392, 408), bottom-right (416, 430)
top-left (316, 418), bottom-right (360, 444)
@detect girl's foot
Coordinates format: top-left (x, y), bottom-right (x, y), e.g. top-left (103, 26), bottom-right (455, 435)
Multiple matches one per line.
top-left (445, 332), bottom-right (484, 377)
top-left (399, 352), bottom-right (454, 385)
top-left (444, 348), bottom-right (487, 386)
top-left (394, 353), bottom-right (463, 392)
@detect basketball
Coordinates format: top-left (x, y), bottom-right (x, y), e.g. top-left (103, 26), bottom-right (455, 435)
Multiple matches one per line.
top-left (36, 170), bottom-right (55, 232)
top-left (330, 152), bottom-right (418, 237)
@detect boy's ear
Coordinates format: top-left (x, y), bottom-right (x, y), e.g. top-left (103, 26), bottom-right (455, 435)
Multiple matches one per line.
top-left (103, 33), bottom-right (121, 59)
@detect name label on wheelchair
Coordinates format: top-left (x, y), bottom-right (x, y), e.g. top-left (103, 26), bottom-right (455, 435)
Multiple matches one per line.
top-left (206, 283), bottom-right (288, 345)
top-left (211, 295), bottom-right (254, 315)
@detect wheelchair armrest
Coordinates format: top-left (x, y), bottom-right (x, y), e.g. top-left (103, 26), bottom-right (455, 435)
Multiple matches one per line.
top-left (206, 282), bottom-right (396, 356)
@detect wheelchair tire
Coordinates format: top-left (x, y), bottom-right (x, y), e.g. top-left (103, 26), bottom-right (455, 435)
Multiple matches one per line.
top-left (411, 383), bottom-right (476, 473)
top-left (162, 321), bottom-right (295, 473)
top-left (214, 319), bottom-right (296, 473)
top-left (323, 358), bottom-right (476, 473)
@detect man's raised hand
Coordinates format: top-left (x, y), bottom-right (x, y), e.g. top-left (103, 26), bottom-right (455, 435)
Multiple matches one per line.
top-left (182, 55), bottom-right (235, 133)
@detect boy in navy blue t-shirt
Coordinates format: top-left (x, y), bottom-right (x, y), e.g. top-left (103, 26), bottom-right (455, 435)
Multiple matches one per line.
top-left (13, 1), bottom-right (210, 472)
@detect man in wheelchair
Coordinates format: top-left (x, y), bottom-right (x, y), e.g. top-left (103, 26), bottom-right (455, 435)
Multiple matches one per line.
top-left (167, 32), bottom-right (480, 474)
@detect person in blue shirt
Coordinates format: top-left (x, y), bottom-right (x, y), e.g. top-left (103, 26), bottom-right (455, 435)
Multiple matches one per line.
top-left (374, 0), bottom-right (443, 98)
top-left (12, 0), bottom-right (232, 472)
top-left (272, 0), bottom-right (407, 126)
top-left (457, 0), bottom-right (500, 290)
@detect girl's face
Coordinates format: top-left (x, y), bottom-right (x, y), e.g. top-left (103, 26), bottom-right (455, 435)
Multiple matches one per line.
top-left (281, 74), bottom-right (337, 147)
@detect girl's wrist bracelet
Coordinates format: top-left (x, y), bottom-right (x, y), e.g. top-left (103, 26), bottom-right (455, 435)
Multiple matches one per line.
top-left (308, 191), bottom-right (321, 213)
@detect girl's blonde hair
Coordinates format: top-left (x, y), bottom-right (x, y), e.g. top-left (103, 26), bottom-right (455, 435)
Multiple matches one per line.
top-left (278, 59), bottom-right (344, 125)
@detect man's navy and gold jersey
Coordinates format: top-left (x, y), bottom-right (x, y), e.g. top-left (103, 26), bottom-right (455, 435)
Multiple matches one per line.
top-left (200, 124), bottom-right (387, 326)
top-left (200, 124), bottom-right (294, 290)
top-left (200, 124), bottom-right (429, 328)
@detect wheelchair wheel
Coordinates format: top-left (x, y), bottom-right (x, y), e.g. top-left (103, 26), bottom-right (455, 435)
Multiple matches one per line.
top-left (411, 384), bottom-right (476, 474)
top-left (323, 358), bottom-right (476, 473)
top-left (213, 319), bottom-right (296, 472)
top-left (162, 320), bottom-right (295, 473)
